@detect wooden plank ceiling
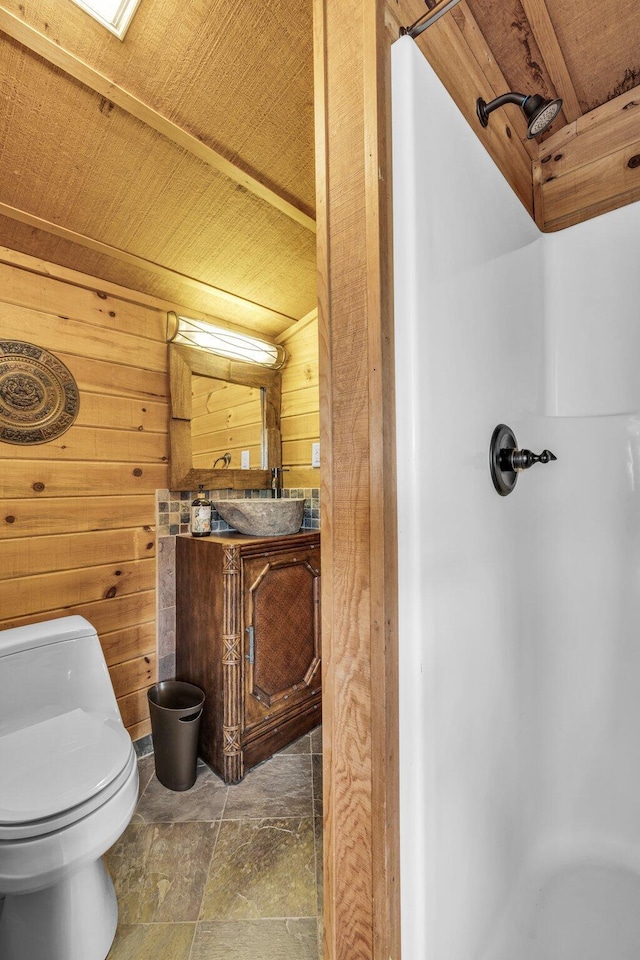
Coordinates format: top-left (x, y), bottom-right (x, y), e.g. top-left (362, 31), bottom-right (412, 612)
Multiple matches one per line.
top-left (0, 0), bottom-right (316, 338)
top-left (0, 0), bottom-right (638, 338)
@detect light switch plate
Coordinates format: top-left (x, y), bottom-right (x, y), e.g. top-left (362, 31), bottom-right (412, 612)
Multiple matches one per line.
top-left (241, 450), bottom-right (250, 469)
top-left (312, 442), bottom-right (320, 468)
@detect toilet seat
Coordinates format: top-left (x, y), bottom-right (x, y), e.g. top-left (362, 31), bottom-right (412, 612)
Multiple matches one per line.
top-left (0, 617), bottom-right (139, 959)
top-left (0, 747), bottom-right (138, 898)
top-left (0, 749), bottom-right (136, 841)
top-left (0, 708), bottom-right (133, 841)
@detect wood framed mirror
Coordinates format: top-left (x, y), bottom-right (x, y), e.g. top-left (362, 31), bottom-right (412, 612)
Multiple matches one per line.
top-left (169, 342), bottom-right (282, 490)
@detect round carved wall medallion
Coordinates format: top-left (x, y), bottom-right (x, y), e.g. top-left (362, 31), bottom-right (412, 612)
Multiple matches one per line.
top-left (0, 340), bottom-right (80, 445)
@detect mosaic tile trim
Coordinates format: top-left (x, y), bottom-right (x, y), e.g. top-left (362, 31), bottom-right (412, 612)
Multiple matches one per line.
top-left (156, 488), bottom-right (320, 538)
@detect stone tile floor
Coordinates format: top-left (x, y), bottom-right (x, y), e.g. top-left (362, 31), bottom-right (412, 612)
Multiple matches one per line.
top-left (106, 726), bottom-right (323, 960)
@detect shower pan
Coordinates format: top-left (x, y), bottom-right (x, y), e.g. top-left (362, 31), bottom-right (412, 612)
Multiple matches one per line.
top-left (392, 35), bottom-right (640, 960)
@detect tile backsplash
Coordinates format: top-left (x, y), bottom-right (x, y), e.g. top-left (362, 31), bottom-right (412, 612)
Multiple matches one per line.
top-left (156, 487), bottom-right (320, 538)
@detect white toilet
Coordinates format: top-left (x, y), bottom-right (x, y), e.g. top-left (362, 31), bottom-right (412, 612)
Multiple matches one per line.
top-left (0, 616), bottom-right (139, 960)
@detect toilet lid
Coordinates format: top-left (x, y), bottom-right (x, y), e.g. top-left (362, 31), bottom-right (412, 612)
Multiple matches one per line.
top-left (0, 708), bottom-right (131, 823)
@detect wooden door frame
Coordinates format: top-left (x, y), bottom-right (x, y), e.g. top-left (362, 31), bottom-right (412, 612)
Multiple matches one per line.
top-left (314, 1), bottom-right (401, 957)
top-left (314, 3), bottom-right (640, 957)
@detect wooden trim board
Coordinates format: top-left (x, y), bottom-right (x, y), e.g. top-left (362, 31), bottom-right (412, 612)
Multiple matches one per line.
top-left (314, 0), bottom-right (400, 957)
top-left (0, 201), bottom-right (296, 328)
top-left (534, 86), bottom-right (640, 230)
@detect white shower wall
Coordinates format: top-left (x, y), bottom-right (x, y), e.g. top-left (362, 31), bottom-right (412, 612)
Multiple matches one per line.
top-left (524, 415), bottom-right (640, 857)
top-left (392, 34), bottom-right (640, 960)
top-left (543, 204), bottom-right (640, 417)
top-left (392, 35), bottom-right (544, 960)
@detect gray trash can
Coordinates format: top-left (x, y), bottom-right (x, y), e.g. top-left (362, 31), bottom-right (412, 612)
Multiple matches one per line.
top-left (147, 680), bottom-right (205, 791)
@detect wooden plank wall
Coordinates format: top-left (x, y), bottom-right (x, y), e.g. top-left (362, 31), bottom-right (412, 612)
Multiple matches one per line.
top-left (191, 376), bottom-right (263, 470)
top-left (280, 311), bottom-right (320, 489)
top-left (0, 253), bottom-right (169, 740)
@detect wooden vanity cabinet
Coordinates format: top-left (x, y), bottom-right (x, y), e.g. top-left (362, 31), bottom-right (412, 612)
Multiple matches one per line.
top-left (176, 531), bottom-right (321, 783)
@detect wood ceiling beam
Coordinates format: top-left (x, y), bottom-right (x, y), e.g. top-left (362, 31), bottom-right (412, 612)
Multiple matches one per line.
top-left (277, 306), bottom-right (318, 343)
top-left (533, 87), bottom-right (640, 230)
top-left (0, 7), bottom-right (316, 235)
top-left (539, 85), bottom-right (640, 156)
top-left (519, 0), bottom-right (582, 122)
top-left (0, 200), bottom-right (297, 327)
top-left (0, 245), bottom-right (298, 340)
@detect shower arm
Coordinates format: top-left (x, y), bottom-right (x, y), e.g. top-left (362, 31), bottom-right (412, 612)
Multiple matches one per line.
top-left (399, 0), bottom-right (463, 38)
top-left (476, 91), bottom-right (527, 126)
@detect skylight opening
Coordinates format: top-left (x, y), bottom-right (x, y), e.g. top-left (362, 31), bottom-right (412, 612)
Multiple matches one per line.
top-left (69, 0), bottom-right (142, 39)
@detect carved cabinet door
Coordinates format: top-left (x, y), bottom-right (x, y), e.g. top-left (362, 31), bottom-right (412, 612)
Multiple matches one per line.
top-left (242, 546), bottom-right (321, 735)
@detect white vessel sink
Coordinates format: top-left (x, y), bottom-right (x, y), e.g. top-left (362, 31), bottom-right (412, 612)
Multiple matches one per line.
top-left (213, 498), bottom-right (305, 536)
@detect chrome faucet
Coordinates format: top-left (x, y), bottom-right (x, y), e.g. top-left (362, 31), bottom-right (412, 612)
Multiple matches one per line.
top-left (271, 467), bottom-right (282, 498)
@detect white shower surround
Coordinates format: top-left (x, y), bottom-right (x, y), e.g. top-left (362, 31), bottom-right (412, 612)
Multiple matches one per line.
top-left (392, 35), bottom-right (640, 960)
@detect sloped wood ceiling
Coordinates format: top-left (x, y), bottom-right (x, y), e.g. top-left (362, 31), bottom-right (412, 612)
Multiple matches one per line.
top-left (0, 0), bottom-right (638, 335)
top-left (0, 0), bottom-right (316, 338)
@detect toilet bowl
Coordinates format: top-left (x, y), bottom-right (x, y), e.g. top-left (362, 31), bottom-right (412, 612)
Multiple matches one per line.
top-left (0, 616), bottom-right (139, 960)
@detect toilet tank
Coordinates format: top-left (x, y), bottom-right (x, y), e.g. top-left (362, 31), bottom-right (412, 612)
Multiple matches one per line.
top-left (0, 616), bottom-right (124, 737)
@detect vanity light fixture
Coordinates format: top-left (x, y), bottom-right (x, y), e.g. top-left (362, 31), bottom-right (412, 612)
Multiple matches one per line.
top-left (67, 0), bottom-right (142, 39)
top-left (167, 313), bottom-right (286, 370)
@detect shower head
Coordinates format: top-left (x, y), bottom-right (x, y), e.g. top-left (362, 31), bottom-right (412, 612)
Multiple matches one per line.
top-left (476, 91), bottom-right (563, 139)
